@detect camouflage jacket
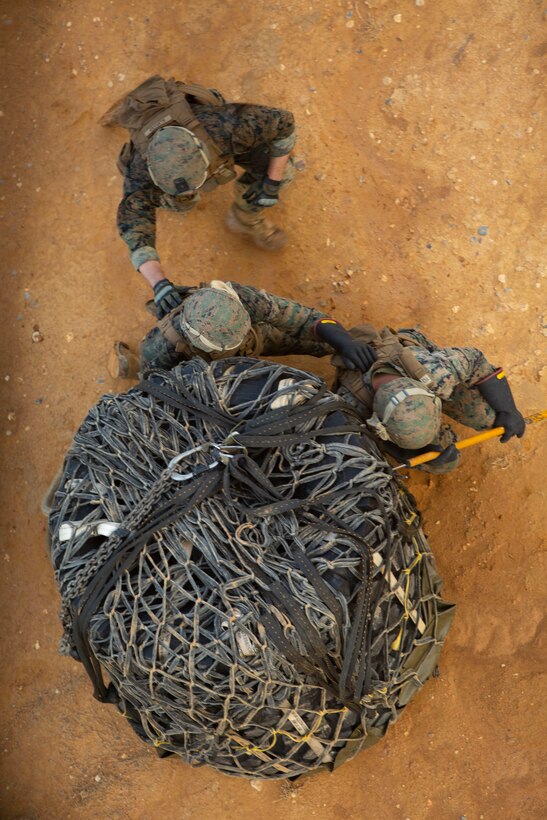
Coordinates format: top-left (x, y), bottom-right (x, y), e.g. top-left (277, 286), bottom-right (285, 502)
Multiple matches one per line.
top-left (335, 326), bottom-right (498, 473)
top-left (117, 103), bottom-right (296, 270)
top-left (140, 282), bottom-right (332, 371)
top-left (377, 328), bottom-right (495, 399)
top-left (338, 327), bottom-right (496, 411)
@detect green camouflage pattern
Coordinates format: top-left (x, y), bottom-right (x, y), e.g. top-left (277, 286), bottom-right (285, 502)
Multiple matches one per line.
top-left (372, 377), bottom-right (442, 448)
top-left (146, 126), bottom-right (209, 195)
top-left (336, 326), bottom-right (497, 474)
top-left (117, 102), bottom-right (296, 269)
top-left (180, 288), bottom-right (252, 352)
top-left (139, 282), bottom-right (331, 371)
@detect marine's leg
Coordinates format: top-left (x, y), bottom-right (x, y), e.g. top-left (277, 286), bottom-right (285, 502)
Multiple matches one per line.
top-left (413, 385), bottom-right (495, 475)
top-left (226, 159), bottom-right (295, 251)
top-left (108, 327), bottom-right (181, 380)
top-left (442, 383), bottom-right (496, 431)
top-left (108, 341), bottom-right (140, 379)
top-left (139, 327), bottom-right (182, 373)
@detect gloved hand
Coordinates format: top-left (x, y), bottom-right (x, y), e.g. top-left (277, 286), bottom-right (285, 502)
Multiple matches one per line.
top-left (477, 370), bottom-right (525, 443)
top-left (153, 278), bottom-right (184, 319)
top-left (315, 319), bottom-right (377, 371)
top-left (382, 441), bottom-right (459, 468)
top-left (242, 176), bottom-right (282, 208)
top-left (493, 411), bottom-right (526, 443)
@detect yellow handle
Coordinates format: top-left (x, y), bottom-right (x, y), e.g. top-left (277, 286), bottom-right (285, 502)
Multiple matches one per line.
top-left (406, 428), bottom-right (504, 467)
top-left (400, 409), bottom-right (547, 469)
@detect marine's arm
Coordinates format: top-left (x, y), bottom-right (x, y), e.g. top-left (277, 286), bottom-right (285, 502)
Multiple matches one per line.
top-left (231, 284), bottom-right (376, 364)
top-left (117, 154), bottom-right (183, 317)
top-left (234, 106), bottom-right (296, 206)
top-left (230, 284), bottom-right (328, 355)
top-left (418, 342), bottom-right (525, 442)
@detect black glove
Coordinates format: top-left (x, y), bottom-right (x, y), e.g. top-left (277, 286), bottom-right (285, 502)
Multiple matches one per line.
top-left (153, 278), bottom-right (184, 319)
top-left (382, 441), bottom-right (459, 468)
top-left (477, 370), bottom-right (525, 443)
top-left (315, 320), bottom-right (377, 371)
top-left (242, 176), bottom-right (282, 208)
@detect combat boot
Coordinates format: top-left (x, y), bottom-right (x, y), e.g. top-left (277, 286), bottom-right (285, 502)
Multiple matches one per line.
top-left (108, 342), bottom-right (140, 379)
top-left (226, 205), bottom-right (287, 251)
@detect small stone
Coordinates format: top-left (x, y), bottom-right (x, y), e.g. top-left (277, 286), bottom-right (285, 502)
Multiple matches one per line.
top-left (7, 412), bottom-right (15, 421)
top-left (383, 76), bottom-right (392, 86)
top-left (393, 14), bottom-right (402, 23)
top-left (34, 641), bottom-right (40, 650)
top-left (452, 305), bottom-right (460, 313)
top-left (346, 19), bottom-right (354, 28)
top-left (65, 332), bottom-right (74, 343)
top-left (498, 274), bottom-right (506, 283)
top-left (477, 225), bottom-right (488, 236)
top-left (94, 774), bottom-right (101, 783)
top-left (314, 172), bottom-right (326, 181)
top-left (71, 69), bottom-right (78, 76)
top-left (117, 73), bottom-right (125, 82)
top-left (416, 0), bottom-right (425, 5)
top-left (107, 80), bottom-right (113, 88)
top-left (31, 330), bottom-right (44, 343)
top-left (66, 21), bottom-right (72, 27)
top-left (250, 779), bottom-right (263, 792)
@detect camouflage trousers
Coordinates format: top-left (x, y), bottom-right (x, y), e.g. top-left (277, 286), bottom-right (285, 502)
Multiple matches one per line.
top-left (426, 383), bottom-right (495, 473)
top-left (158, 156), bottom-right (295, 218)
top-left (335, 368), bottom-right (495, 475)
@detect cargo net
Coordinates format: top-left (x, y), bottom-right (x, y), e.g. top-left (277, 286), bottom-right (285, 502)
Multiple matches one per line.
top-left (48, 358), bottom-right (454, 779)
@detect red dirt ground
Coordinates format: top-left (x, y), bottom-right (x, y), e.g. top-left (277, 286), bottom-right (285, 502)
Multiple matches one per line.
top-left (1, 1), bottom-right (545, 818)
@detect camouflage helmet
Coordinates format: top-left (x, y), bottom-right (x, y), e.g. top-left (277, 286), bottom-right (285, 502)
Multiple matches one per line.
top-left (367, 377), bottom-right (442, 448)
top-left (147, 126), bottom-right (210, 195)
top-left (179, 288), bottom-right (252, 353)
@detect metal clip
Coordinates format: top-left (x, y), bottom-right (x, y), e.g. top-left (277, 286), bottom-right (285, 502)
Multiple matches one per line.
top-left (215, 443), bottom-right (247, 464)
top-left (167, 442), bottom-right (246, 482)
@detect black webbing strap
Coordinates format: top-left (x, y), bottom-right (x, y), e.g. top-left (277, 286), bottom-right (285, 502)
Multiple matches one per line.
top-left (235, 425), bottom-right (365, 450)
top-left (137, 379), bottom-right (233, 427)
top-left (292, 545), bottom-right (344, 629)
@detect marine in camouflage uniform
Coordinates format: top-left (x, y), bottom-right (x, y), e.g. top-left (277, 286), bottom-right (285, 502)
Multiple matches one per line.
top-left (111, 281), bottom-right (377, 384)
top-left (140, 282), bottom-right (333, 369)
top-left (335, 325), bottom-right (525, 474)
top-left (103, 76), bottom-right (298, 314)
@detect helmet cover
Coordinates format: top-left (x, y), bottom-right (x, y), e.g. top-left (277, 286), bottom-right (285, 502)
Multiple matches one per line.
top-left (147, 126), bottom-right (210, 195)
top-left (369, 377), bottom-right (441, 448)
top-left (179, 288), bottom-right (252, 353)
